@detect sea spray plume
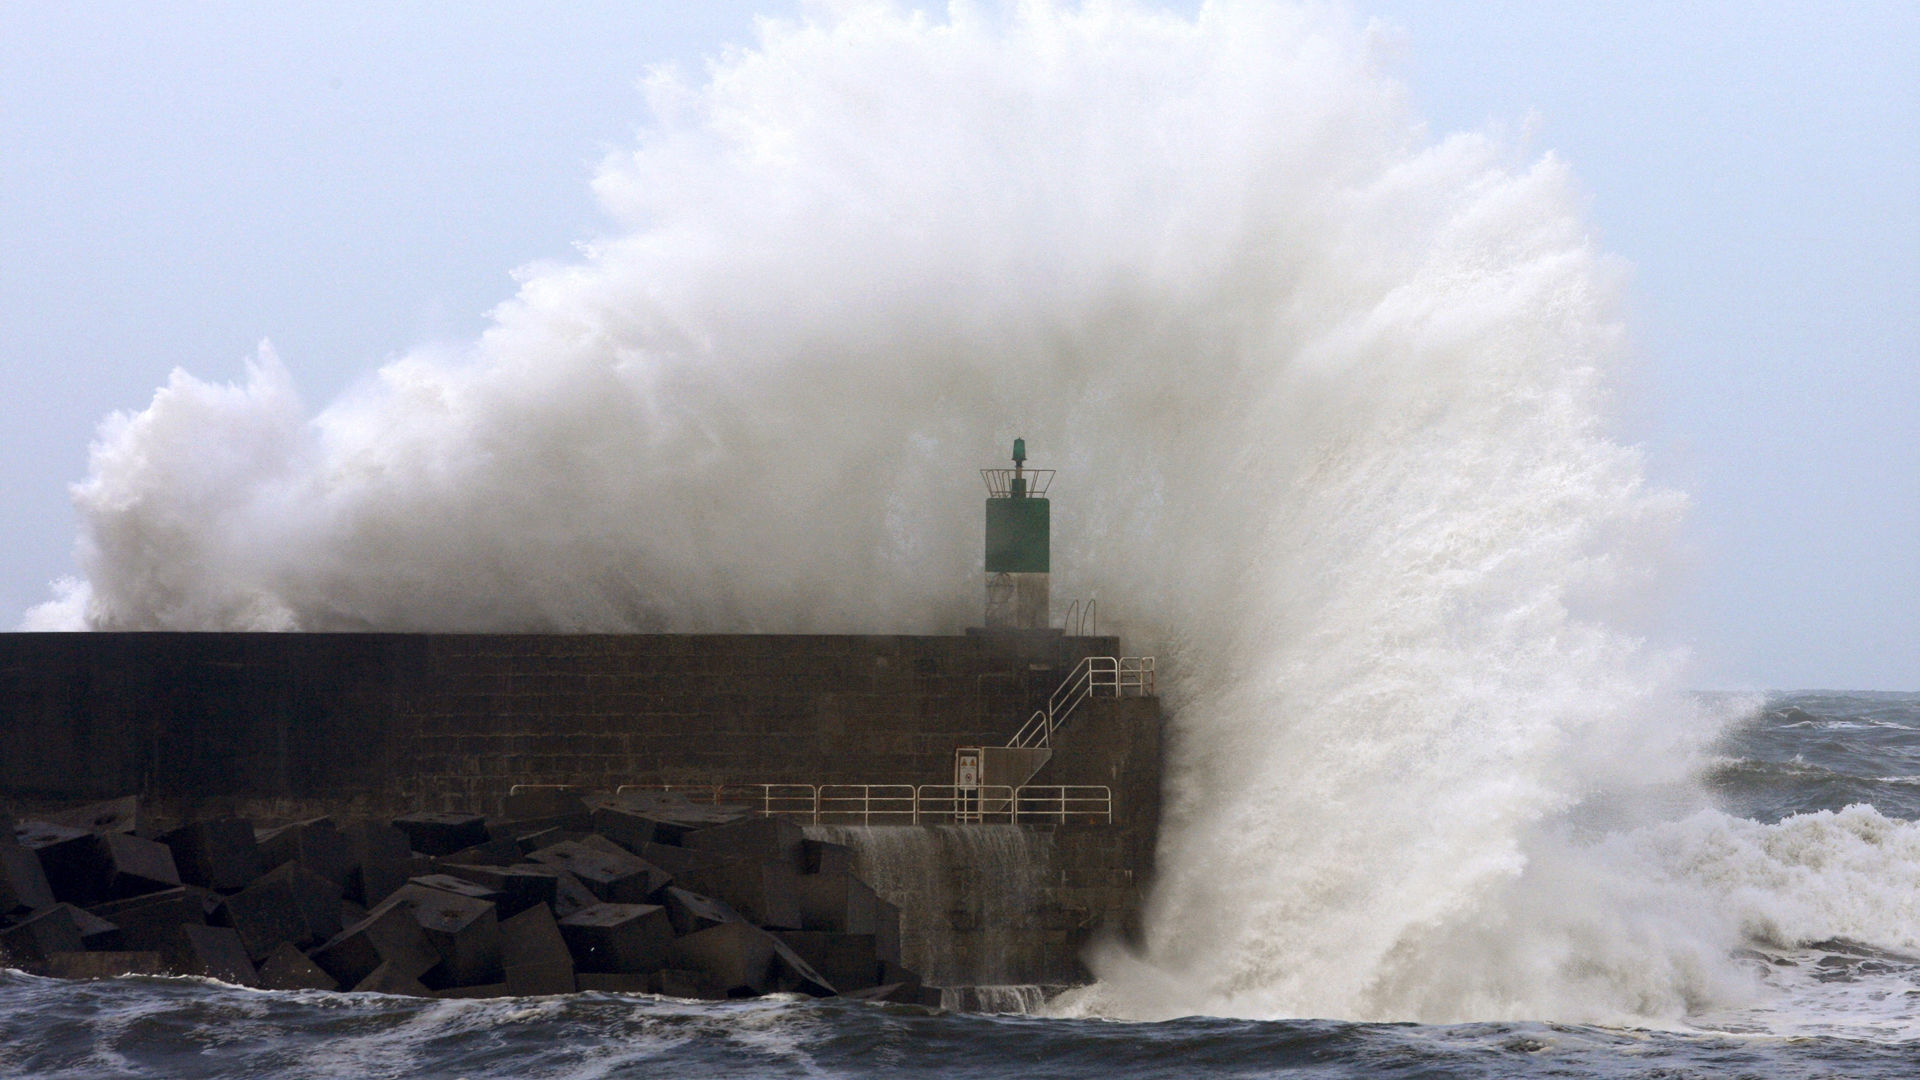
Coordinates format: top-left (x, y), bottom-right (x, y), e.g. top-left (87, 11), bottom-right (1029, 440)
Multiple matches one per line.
top-left (40, 0), bottom-right (1438, 636)
top-left (28, 0), bottom-right (1868, 1025)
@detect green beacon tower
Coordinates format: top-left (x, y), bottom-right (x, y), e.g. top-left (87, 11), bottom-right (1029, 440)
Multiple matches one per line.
top-left (982, 438), bottom-right (1052, 629)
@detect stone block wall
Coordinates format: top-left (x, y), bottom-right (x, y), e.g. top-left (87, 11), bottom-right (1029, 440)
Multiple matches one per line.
top-left (0, 632), bottom-right (1146, 812)
top-left (0, 631), bottom-right (1163, 986)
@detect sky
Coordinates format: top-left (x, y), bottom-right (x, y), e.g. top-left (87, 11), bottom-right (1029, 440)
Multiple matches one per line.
top-left (1, 1), bottom-right (1914, 689)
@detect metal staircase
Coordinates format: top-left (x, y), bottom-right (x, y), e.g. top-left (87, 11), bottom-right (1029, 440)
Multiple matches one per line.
top-left (1007, 655), bottom-right (1155, 750)
top-left (969, 656), bottom-right (1155, 793)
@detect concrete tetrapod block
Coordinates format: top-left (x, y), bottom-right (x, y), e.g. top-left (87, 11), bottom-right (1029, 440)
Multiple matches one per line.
top-left (92, 833), bottom-right (182, 904)
top-left (874, 900), bottom-right (902, 965)
top-left (218, 873), bottom-right (310, 961)
top-left (876, 959), bottom-right (925, 994)
top-left (391, 813), bottom-right (490, 857)
top-left (503, 811), bottom-right (597, 836)
top-left (557, 902), bottom-right (674, 975)
top-left (38, 796), bottom-right (141, 836)
top-left (341, 820), bottom-right (412, 865)
top-left (437, 863), bottom-right (560, 919)
top-left (160, 820), bottom-right (264, 892)
top-left (510, 827), bottom-right (581, 856)
top-left (385, 883), bottom-right (503, 989)
top-left (794, 871), bottom-right (879, 934)
top-left (663, 921), bottom-right (777, 997)
top-left (848, 982), bottom-right (944, 1007)
top-left (87, 888), bottom-right (207, 956)
top-left (407, 874), bottom-right (501, 905)
top-left (640, 842), bottom-right (731, 879)
top-left (30, 831), bottom-right (178, 908)
top-left (377, 885), bottom-right (499, 988)
top-left (662, 886), bottom-right (744, 937)
top-left (352, 959), bottom-right (433, 997)
top-left (575, 833), bottom-right (643, 860)
top-left (353, 857), bottom-right (417, 908)
top-left (46, 951), bottom-right (169, 979)
top-left (526, 841), bottom-right (670, 905)
top-left (502, 788), bottom-right (587, 822)
top-left (0, 840), bottom-right (56, 915)
top-left (499, 903), bottom-right (569, 970)
top-left (14, 820), bottom-right (99, 905)
top-left (179, 924), bottom-right (259, 986)
top-left (0, 904), bottom-right (84, 971)
top-left (256, 941), bottom-right (339, 991)
top-left (248, 861), bottom-right (345, 947)
top-left (499, 904), bottom-right (575, 996)
top-left (438, 838), bottom-right (524, 867)
top-left (549, 869), bottom-right (600, 920)
top-left (183, 884), bottom-right (226, 921)
top-left (801, 839), bottom-right (854, 877)
top-left (680, 860), bottom-right (802, 931)
top-left (502, 959), bottom-right (575, 997)
top-left (775, 931), bottom-right (881, 992)
top-left (586, 804), bottom-right (657, 854)
top-left (683, 817), bottom-right (807, 873)
top-left (601, 792), bottom-right (748, 844)
top-left (65, 903), bottom-right (125, 951)
top-left (493, 814), bottom-right (593, 847)
top-left (309, 899), bottom-right (440, 988)
top-left (256, 818), bottom-right (355, 887)
top-left (766, 934), bottom-right (838, 997)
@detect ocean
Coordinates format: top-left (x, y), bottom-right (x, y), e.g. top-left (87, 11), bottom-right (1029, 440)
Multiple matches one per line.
top-left (4, 690), bottom-right (1917, 1079)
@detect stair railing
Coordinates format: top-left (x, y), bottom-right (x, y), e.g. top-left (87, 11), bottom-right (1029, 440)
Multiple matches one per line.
top-left (1006, 655), bottom-right (1155, 750)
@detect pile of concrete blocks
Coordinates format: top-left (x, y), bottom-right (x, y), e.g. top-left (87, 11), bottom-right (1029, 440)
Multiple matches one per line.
top-left (0, 792), bottom-right (939, 1005)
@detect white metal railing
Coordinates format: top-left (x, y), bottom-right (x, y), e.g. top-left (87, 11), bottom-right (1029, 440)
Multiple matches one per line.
top-left (1058, 598), bottom-right (1099, 637)
top-left (915, 784), bottom-right (1016, 824)
top-left (1013, 785), bottom-right (1112, 823)
top-left (601, 783), bottom-right (1112, 825)
top-left (613, 783), bottom-right (812, 815)
top-left (1007, 655), bottom-right (1156, 750)
top-left (817, 784), bottom-right (918, 823)
top-left (980, 468), bottom-right (1054, 498)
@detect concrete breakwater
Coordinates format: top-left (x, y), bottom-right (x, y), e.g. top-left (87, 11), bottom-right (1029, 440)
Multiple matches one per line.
top-left (1, 790), bottom-right (935, 1002)
top-left (807, 824), bottom-right (1143, 987)
top-left (0, 632), bottom-right (1163, 987)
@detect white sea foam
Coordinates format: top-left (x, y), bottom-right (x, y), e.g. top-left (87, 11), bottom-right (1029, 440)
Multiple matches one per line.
top-left (31, 1), bottom-right (1920, 1029)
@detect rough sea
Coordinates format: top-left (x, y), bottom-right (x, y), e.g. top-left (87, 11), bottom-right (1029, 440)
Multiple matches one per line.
top-left (4, 691), bottom-right (1917, 1080)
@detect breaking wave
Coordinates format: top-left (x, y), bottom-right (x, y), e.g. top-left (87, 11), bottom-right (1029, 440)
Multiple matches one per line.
top-left (29, 1), bottom-right (1920, 1030)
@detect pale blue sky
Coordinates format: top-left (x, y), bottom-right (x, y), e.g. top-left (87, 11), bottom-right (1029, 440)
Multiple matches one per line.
top-left (2, 2), bottom-right (1913, 688)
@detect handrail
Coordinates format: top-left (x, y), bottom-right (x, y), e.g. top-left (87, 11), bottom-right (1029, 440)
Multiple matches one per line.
top-left (917, 784), bottom-right (1018, 824)
top-left (817, 784), bottom-right (917, 824)
top-left (980, 468), bottom-right (1055, 498)
top-left (1013, 785), bottom-right (1112, 824)
top-left (1058, 598), bottom-right (1100, 637)
top-left (593, 782), bottom-right (1112, 825)
top-left (1006, 655), bottom-right (1155, 750)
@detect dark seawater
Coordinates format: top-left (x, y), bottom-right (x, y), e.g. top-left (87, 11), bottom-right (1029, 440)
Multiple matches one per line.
top-left (2, 977), bottom-right (1912, 1080)
top-left (4, 691), bottom-right (1917, 1080)
top-left (1707, 691), bottom-right (1920, 823)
